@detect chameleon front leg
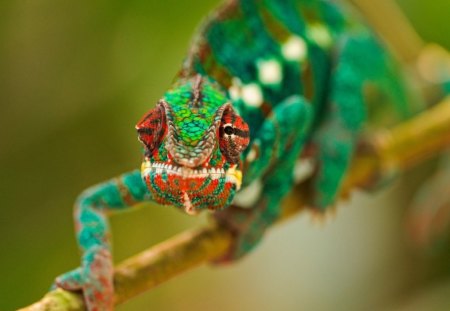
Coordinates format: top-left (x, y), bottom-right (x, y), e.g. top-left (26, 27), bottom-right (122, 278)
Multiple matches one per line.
top-left (54, 170), bottom-right (150, 311)
top-left (214, 95), bottom-right (313, 262)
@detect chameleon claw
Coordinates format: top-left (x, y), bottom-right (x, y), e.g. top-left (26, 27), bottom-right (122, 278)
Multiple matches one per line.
top-left (55, 247), bottom-right (114, 311)
top-left (55, 267), bottom-right (84, 291)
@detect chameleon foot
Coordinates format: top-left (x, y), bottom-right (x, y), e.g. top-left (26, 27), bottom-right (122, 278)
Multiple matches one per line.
top-left (212, 203), bottom-right (277, 263)
top-left (55, 246), bottom-right (114, 311)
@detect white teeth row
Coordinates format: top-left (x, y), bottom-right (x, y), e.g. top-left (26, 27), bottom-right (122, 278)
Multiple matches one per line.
top-left (145, 162), bottom-right (226, 178)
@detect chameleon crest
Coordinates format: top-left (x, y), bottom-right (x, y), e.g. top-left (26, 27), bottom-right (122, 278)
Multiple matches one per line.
top-left (136, 75), bottom-right (249, 214)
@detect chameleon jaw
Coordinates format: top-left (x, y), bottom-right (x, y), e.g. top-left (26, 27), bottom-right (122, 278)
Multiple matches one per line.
top-left (141, 160), bottom-right (242, 191)
top-left (225, 165), bottom-right (242, 191)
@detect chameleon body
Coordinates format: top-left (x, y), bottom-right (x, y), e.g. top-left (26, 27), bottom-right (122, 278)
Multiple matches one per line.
top-left (54, 0), bottom-right (418, 309)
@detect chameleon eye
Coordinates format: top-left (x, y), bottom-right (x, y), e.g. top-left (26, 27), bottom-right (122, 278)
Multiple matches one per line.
top-left (223, 125), bottom-right (235, 135)
top-left (219, 107), bottom-right (250, 163)
top-left (135, 104), bottom-right (166, 155)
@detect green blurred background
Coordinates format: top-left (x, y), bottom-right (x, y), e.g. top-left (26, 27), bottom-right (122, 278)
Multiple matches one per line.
top-left (1, 0), bottom-right (450, 310)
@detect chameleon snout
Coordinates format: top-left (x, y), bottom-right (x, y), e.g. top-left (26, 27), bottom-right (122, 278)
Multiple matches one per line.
top-left (141, 159), bottom-right (242, 213)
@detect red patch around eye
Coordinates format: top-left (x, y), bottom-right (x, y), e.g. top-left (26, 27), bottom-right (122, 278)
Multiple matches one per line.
top-left (219, 107), bottom-right (250, 163)
top-left (136, 104), bottom-right (166, 155)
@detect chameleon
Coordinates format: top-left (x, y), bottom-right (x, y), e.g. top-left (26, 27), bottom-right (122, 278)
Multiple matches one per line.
top-left (53, 0), bottom-right (434, 309)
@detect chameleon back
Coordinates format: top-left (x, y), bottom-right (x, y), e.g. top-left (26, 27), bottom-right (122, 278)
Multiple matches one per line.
top-left (184, 0), bottom-right (421, 145)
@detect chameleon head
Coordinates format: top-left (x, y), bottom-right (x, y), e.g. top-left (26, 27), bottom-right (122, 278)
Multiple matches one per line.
top-left (136, 76), bottom-right (250, 215)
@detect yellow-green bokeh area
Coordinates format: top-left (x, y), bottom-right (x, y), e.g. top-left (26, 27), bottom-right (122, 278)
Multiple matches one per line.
top-left (0, 0), bottom-right (449, 310)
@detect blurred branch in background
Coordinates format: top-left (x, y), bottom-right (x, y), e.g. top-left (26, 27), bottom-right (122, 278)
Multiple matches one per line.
top-left (349, 0), bottom-right (424, 63)
top-left (349, 0), bottom-right (450, 97)
top-left (19, 0), bottom-right (450, 310)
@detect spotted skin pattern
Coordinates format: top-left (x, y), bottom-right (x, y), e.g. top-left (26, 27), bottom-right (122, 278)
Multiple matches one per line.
top-left (54, 0), bottom-right (420, 309)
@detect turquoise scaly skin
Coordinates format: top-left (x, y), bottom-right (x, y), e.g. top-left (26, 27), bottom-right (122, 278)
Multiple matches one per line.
top-left (54, 1), bottom-right (419, 309)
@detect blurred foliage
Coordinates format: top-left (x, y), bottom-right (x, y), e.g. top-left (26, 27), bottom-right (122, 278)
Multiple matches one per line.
top-left (0, 0), bottom-right (449, 310)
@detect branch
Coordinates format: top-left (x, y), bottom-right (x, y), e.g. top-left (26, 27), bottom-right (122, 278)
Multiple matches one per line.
top-left (20, 95), bottom-right (450, 310)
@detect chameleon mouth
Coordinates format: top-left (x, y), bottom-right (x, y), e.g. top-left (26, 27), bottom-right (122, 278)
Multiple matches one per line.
top-left (141, 160), bottom-right (242, 190)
